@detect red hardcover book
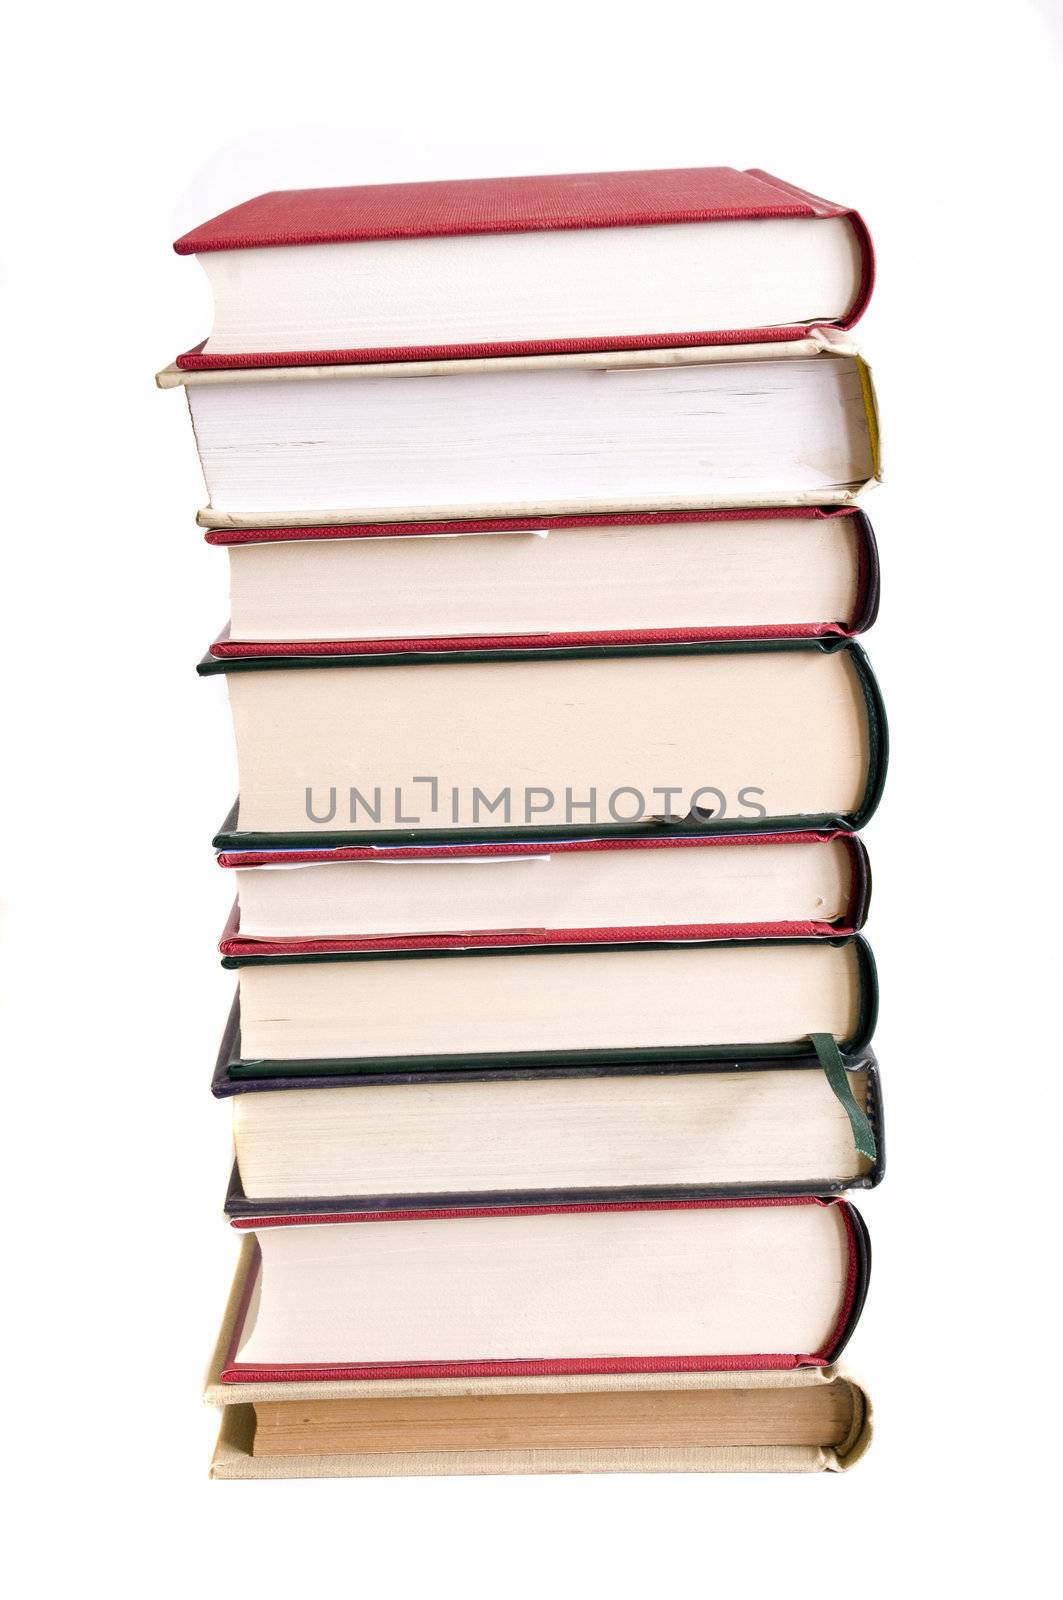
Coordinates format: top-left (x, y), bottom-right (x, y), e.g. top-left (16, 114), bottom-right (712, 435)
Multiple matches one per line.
top-left (221, 1197), bottom-right (869, 1383)
top-left (204, 507), bottom-right (880, 657)
top-left (216, 829), bottom-right (871, 957)
top-left (174, 166), bottom-right (873, 371)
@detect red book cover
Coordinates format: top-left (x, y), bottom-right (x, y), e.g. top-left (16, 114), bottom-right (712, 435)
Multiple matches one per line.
top-left (221, 1197), bottom-right (867, 1383)
top-left (216, 829), bottom-right (870, 956)
top-left (175, 166), bottom-right (873, 370)
top-left (204, 507), bottom-right (880, 655)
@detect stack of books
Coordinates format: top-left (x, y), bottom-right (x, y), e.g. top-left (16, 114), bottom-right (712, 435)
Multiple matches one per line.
top-left (161, 165), bottom-right (886, 1478)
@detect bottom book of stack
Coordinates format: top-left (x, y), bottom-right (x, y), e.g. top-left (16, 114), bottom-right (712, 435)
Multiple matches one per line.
top-left (207, 1202), bottom-right (872, 1477)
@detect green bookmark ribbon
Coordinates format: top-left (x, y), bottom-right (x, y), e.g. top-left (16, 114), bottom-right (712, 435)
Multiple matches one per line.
top-left (810, 1033), bottom-right (877, 1163)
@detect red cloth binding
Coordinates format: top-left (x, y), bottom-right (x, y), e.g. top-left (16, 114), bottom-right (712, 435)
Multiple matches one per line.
top-left (210, 622), bottom-right (852, 659)
top-left (217, 827), bottom-right (849, 868)
top-left (204, 506), bottom-right (859, 545)
top-left (176, 167), bottom-right (861, 251)
top-left (219, 919), bottom-right (848, 958)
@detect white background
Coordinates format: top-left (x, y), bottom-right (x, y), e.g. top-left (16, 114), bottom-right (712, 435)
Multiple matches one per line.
top-left (3, 0), bottom-right (1060, 1591)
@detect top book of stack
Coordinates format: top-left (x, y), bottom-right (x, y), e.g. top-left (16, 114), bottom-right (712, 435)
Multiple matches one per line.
top-left (172, 166), bottom-right (874, 368)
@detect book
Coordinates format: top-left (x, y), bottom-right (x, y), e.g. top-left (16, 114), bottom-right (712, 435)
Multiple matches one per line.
top-left (220, 933), bottom-right (877, 1072)
top-left (207, 508), bottom-right (879, 653)
top-left (215, 1011), bottom-right (881, 1206)
top-left (198, 640), bottom-right (887, 842)
top-left (159, 336), bottom-right (879, 527)
top-left (172, 166), bottom-right (874, 369)
top-left (217, 829), bottom-right (871, 951)
top-left (206, 1242), bottom-right (872, 1475)
top-left (221, 1196), bottom-right (869, 1382)
top-left (211, 1378), bottom-right (871, 1477)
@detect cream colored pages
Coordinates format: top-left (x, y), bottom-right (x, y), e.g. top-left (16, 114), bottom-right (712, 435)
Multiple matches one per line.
top-left (227, 516), bottom-right (861, 641)
top-left (199, 216), bottom-right (862, 355)
top-left (226, 646), bottom-right (871, 834)
top-left (236, 1202), bottom-right (851, 1366)
top-left (236, 939), bottom-right (861, 1060)
top-left (233, 838), bottom-right (853, 939)
top-left (185, 355), bottom-right (874, 519)
top-left (233, 1067), bottom-right (870, 1198)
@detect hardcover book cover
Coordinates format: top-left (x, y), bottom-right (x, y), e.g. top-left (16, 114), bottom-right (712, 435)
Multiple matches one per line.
top-left (205, 507), bottom-right (880, 655)
top-left (218, 932), bottom-right (879, 1076)
top-left (174, 166), bottom-right (874, 369)
top-left (216, 828), bottom-right (872, 954)
top-left (201, 638), bottom-right (889, 847)
top-left (221, 1196), bottom-right (871, 1383)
